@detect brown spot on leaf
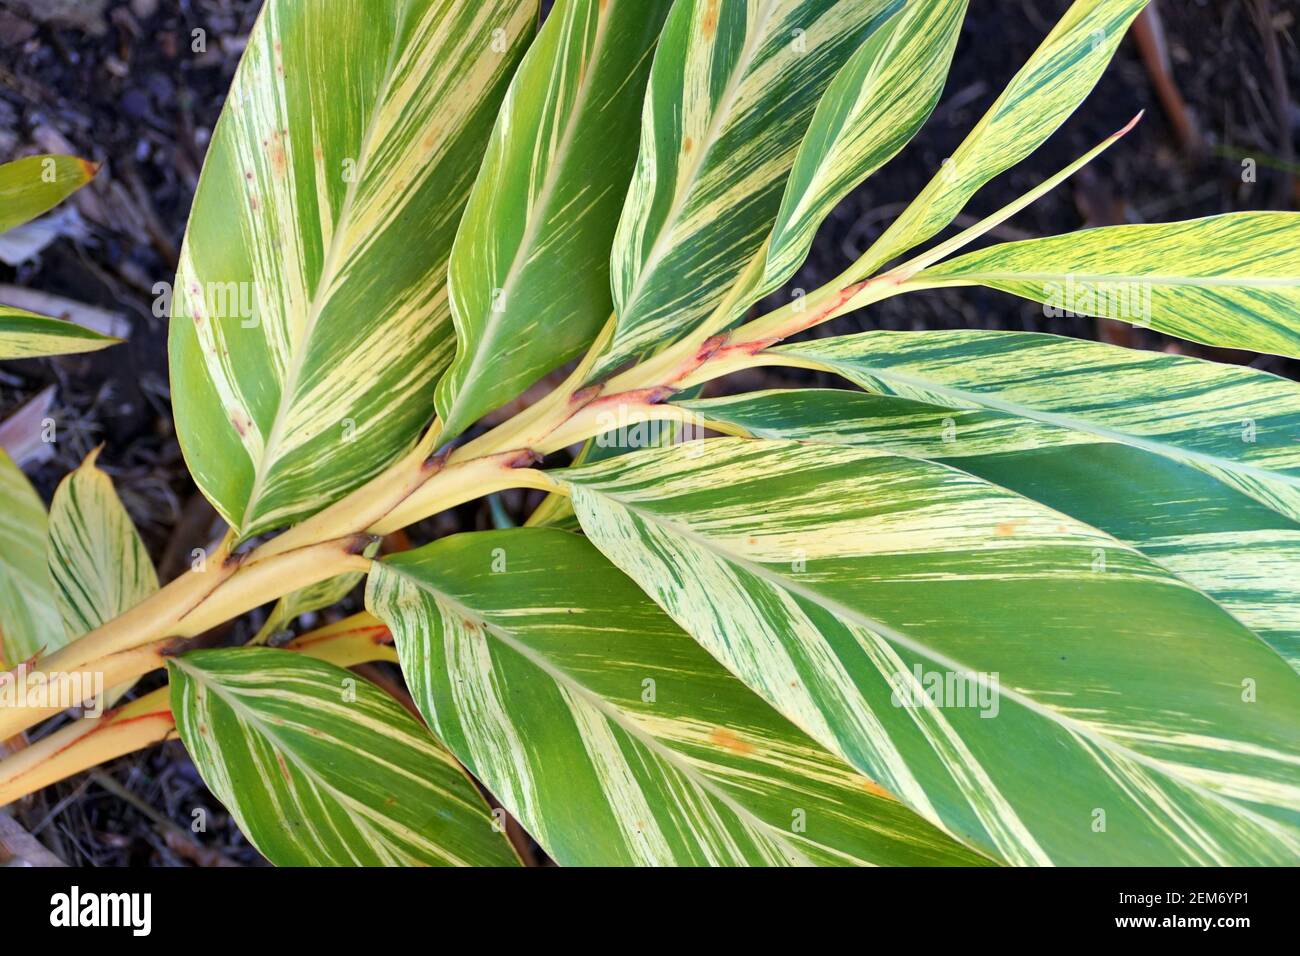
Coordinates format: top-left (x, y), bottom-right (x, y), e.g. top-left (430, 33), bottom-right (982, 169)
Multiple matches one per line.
top-left (701, 0), bottom-right (719, 39)
top-left (709, 727), bottom-right (755, 755)
top-left (995, 520), bottom-right (1023, 537)
top-left (860, 778), bottom-right (894, 800)
top-left (683, 136), bottom-right (694, 155)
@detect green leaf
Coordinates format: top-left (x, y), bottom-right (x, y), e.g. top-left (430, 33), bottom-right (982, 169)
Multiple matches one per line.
top-left (759, 0), bottom-right (967, 295)
top-left (367, 528), bottom-right (990, 866)
top-left (853, 0), bottom-right (1149, 278)
top-left (47, 447), bottom-right (159, 640)
top-left (916, 213), bottom-right (1300, 359)
top-left (435, 0), bottom-right (672, 443)
top-left (168, 648), bottom-right (520, 866)
top-left (0, 449), bottom-right (60, 668)
top-left (683, 388), bottom-right (1300, 671)
top-left (594, 0), bottom-right (905, 377)
top-left (0, 308), bottom-right (120, 360)
top-left (0, 154), bottom-right (98, 234)
top-left (773, 330), bottom-right (1300, 526)
top-left (169, 0), bottom-right (535, 540)
top-left (560, 438), bottom-right (1300, 866)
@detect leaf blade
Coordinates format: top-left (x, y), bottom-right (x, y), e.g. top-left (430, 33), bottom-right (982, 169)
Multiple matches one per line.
top-left (595, 0), bottom-right (904, 376)
top-left (0, 155), bottom-right (98, 234)
top-left (46, 447), bottom-right (159, 641)
top-left (169, 0), bottom-right (535, 539)
top-left (0, 449), bottom-right (60, 668)
top-left (683, 387), bottom-right (1300, 671)
top-left (168, 648), bottom-right (520, 867)
top-left (561, 438), bottom-right (1300, 866)
top-left (917, 212), bottom-right (1300, 358)
top-left (436, 0), bottom-right (671, 442)
top-left (853, 0), bottom-right (1149, 278)
top-left (367, 528), bottom-right (990, 866)
top-left (0, 307), bottom-right (120, 360)
top-left (760, 0), bottom-right (967, 295)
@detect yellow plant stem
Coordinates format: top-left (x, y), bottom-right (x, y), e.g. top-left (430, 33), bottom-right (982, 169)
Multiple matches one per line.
top-left (0, 687), bottom-right (175, 808)
top-left (0, 535), bottom-right (373, 741)
top-left (0, 613), bottom-right (395, 807)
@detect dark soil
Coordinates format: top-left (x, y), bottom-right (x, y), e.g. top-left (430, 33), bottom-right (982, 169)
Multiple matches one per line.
top-left (0, 0), bottom-right (1296, 865)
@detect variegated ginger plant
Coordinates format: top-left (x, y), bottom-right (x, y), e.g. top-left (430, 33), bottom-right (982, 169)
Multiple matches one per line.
top-left (2, 0), bottom-right (1299, 867)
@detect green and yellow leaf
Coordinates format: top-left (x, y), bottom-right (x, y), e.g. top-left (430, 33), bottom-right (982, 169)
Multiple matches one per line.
top-left (435, 0), bottom-right (671, 442)
top-left (46, 447), bottom-right (158, 641)
top-left (0, 307), bottom-right (120, 361)
top-left (367, 528), bottom-right (990, 866)
top-left (168, 648), bottom-right (520, 866)
top-left (169, 0), bottom-right (535, 539)
top-left (560, 438), bottom-right (1300, 866)
top-left (0, 449), bottom-right (60, 669)
top-left (917, 213), bottom-right (1300, 358)
top-left (772, 330), bottom-right (1300, 526)
top-left (595, 0), bottom-right (904, 376)
top-left (853, 0), bottom-right (1148, 278)
top-left (0, 154), bottom-right (98, 235)
top-left (683, 387), bottom-right (1300, 671)
top-left (759, 0), bottom-right (967, 295)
